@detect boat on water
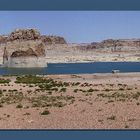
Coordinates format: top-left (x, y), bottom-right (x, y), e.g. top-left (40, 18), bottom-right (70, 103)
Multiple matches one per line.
top-left (112, 70), bottom-right (120, 73)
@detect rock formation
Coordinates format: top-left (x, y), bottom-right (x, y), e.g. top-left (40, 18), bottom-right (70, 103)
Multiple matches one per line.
top-left (0, 29), bottom-right (67, 45)
top-left (72, 39), bottom-right (140, 52)
top-left (3, 47), bottom-right (8, 65)
top-left (41, 35), bottom-right (67, 44)
top-left (91, 39), bottom-right (140, 49)
top-left (1, 29), bottom-right (47, 67)
top-left (8, 29), bottom-right (40, 41)
top-left (0, 28), bottom-right (68, 67)
top-left (10, 43), bottom-right (45, 58)
top-left (11, 48), bottom-right (38, 58)
top-left (2, 42), bottom-right (46, 67)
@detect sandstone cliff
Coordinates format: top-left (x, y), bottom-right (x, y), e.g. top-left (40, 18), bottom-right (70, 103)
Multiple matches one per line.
top-left (2, 41), bottom-right (46, 67)
top-left (1, 29), bottom-right (45, 67)
top-left (0, 29), bottom-right (67, 67)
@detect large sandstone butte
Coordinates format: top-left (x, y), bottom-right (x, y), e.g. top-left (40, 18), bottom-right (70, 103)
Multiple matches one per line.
top-left (3, 42), bottom-right (46, 67)
top-left (0, 29), bottom-right (67, 67)
top-left (1, 29), bottom-right (45, 67)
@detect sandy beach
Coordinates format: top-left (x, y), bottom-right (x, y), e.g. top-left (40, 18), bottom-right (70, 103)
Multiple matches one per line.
top-left (0, 73), bottom-right (139, 129)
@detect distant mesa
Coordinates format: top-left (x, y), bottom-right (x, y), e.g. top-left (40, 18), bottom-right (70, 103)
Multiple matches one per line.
top-left (91, 39), bottom-right (140, 48)
top-left (78, 38), bottom-right (140, 51)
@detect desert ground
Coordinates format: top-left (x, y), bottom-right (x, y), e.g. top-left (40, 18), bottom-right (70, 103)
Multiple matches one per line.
top-left (0, 73), bottom-right (140, 129)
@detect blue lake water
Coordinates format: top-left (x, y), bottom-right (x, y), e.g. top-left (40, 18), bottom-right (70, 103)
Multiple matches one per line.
top-left (0, 62), bottom-right (140, 75)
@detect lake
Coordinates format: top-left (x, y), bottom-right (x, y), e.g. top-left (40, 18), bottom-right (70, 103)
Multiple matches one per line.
top-left (0, 62), bottom-right (140, 75)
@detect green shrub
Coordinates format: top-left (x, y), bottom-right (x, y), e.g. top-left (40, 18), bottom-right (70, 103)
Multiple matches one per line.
top-left (0, 78), bottom-right (11, 84)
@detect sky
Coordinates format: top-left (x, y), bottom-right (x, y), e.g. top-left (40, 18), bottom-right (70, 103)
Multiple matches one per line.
top-left (0, 11), bottom-right (140, 43)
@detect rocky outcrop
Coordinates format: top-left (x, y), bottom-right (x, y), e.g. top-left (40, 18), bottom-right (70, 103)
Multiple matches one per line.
top-left (0, 29), bottom-right (67, 45)
top-left (35, 43), bottom-right (46, 56)
top-left (3, 47), bottom-right (8, 64)
top-left (3, 41), bottom-right (46, 67)
top-left (11, 43), bottom-right (45, 58)
top-left (11, 48), bottom-right (38, 58)
top-left (74, 39), bottom-right (140, 52)
top-left (8, 29), bottom-right (40, 41)
top-left (1, 29), bottom-right (47, 67)
top-left (91, 39), bottom-right (140, 48)
top-left (41, 36), bottom-right (52, 44)
top-left (41, 35), bottom-right (67, 44)
top-left (0, 28), bottom-right (68, 67)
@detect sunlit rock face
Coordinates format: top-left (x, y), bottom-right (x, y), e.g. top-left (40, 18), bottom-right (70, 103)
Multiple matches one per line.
top-left (0, 28), bottom-right (68, 67)
top-left (1, 29), bottom-right (46, 67)
top-left (8, 29), bottom-right (41, 41)
top-left (3, 45), bottom-right (47, 67)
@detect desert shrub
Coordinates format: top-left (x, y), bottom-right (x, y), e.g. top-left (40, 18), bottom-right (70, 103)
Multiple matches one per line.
top-left (0, 90), bottom-right (3, 95)
top-left (119, 88), bottom-right (125, 91)
top-left (15, 75), bottom-right (51, 84)
top-left (104, 89), bottom-right (112, 92)
top-left (41, 110), bottom-right (50, 115)
top-left (87, 88), bottom-right (94, 92)
top-left (74, 89), bottom-right (79, 93)
top-left (0, 78), bottom-right (11, 84)
top-left (59, 88), bottom-right (67, 92)
top-left (16, 104), bottom-right (23, 108)
top-left (107, 115), bottom-right (116, 120)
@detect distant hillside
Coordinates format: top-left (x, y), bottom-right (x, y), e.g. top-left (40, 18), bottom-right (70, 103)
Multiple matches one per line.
top-left (92, 39), bottom-right (140, 48)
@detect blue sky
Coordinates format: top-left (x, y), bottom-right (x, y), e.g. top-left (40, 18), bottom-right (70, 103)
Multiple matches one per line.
top-left (0, 11), bottom-right (140, 43)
